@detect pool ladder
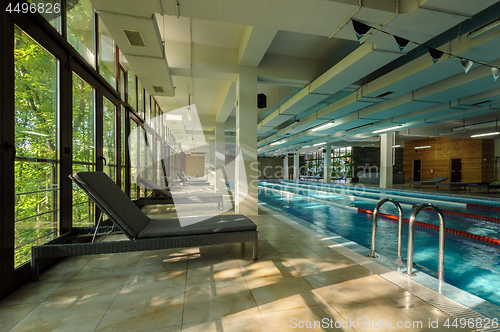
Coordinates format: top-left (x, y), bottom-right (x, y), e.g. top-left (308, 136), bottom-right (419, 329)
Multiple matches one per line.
top-left (369, 199), bottom-right (446, 281)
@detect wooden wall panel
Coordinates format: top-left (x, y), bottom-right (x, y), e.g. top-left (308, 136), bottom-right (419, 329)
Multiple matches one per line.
top-left (403, 138), bottom-right (494, 183)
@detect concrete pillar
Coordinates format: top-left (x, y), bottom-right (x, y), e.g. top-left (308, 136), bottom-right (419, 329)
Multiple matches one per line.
top-left (283, 155), bottom-right (289, 180)
top-left (235, 66), bottom-right (258, 216)
top-left (215, 122), bottom-right (226, 193)
top-left (293, 152), bottom-right (300, 180)
top-left (380, 133), bottom-right (393, 188)
top-left (324, 143), bottom-right (332, 183)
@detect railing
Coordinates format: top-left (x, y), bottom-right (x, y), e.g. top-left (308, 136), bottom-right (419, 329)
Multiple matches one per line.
top-left (404, 203), bottom-right (446, 281)
top-left (369, 198), bottom-right (404, 260)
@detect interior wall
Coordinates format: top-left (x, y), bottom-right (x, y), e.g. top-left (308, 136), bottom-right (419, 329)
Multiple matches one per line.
top-left (403, 137), bottom-right (495, 183)
top-left (185, 155), bottom-right (205, 177)
top-left (258, 157), bottom-right (284, 179)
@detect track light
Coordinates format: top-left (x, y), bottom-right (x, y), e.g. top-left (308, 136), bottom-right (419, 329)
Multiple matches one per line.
top-left (311, 121), bottom-right (335, 132)
top-left (372, 124), bottom-right (402, 134)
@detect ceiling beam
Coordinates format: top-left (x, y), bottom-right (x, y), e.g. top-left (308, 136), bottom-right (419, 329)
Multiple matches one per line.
top-left (238, 26), bottom-right (278, 67)
top-left (215, 81), bottom-right (236, 124)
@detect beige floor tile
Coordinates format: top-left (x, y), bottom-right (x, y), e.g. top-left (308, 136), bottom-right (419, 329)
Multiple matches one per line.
top-left (281, 253), bottom-right (343, 275)
top-left (230, 240), bottom-right (281, 260)
top-left (43, 255), bottom-right (95, 276)
top-left (181, 320), bottom-right (223, 332)
top-left (95, 289), bottom-right (185, 331)
top-left (183, 281), bottom-right (259, 325)
top-left (237, 257), bottom-right (299, 279)
top-left (120, 265), bottom-right (187, 294)
top-left (10, 294), bottom-right (116, 332)
top-left (79, 252), bottom-right (143, 273)
top-left (221, 313), bottom-right (269, 332)
top-left (0, 273), bottom-right (75, 306)
top-left (0, 303), bottom-right (38, 331)
top-left (261, 305), bottom-right (355, 332)
top-left (186, 258), bottom-right (245, 285)
top-left (247, 275), bottom-right (328, 313)
top-left (45, 271), bottom-right (129, 301)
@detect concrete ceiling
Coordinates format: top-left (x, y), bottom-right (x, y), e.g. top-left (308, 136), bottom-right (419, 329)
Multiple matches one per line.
top-left (90, 0), bottom-right (500, 156)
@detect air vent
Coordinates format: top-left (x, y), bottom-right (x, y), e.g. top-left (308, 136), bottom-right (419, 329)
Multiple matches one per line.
top-left (375, 91), bottom-right (394, 98)
top-left (153, 86), bottom-right (164, 93)
top-left (471, 100), bottom-right (491, 106)
top-left (123, 29), bottom-right (146, 47)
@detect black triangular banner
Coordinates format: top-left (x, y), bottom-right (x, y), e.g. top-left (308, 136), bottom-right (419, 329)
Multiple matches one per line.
top-left (394, 36), bottom-right (409, 51)
top-left (428, 48), bottom-right (444, 64)
top-left (352, 20), bottom-right (372, 40)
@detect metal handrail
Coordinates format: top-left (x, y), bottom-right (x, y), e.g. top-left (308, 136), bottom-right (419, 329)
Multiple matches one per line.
top-left (404, 203), bottom-right (446, 281)
top-left (369, 198), bottom-right (403, 259)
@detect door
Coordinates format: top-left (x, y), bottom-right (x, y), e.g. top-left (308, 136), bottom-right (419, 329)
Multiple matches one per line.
top-left (413, 160), bottom-right (421, 181)
top-left (451, 158), bottom-right (462, 182)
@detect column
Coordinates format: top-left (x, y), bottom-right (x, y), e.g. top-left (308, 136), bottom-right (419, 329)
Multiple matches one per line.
top-left (215, 122), bottom-right (226, 193)
top-left (283, 155), bottom-right (289, 180)
top-left (293, 152), bottom-right (300, 180)
top-left (235, 66), bottom-right (258, 216)
top-left (324, 143), bottom-right (332, 183)
top-left (380, 133), bottom-right (393, 188)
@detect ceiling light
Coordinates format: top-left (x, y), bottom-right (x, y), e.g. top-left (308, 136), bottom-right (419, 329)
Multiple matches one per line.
top-left (166, 114), bottom-right (183, 121)
top-left (372, 125), bottom-right (402, 134)
top-left (313, 142), bottom-right (326, 147)
top-left (471, 132), bottom-right (500, 137)
top-left (345, 123), bottom-right (374, 132)
top-left (311, 121), bottom-right (335, 132)
top-left (392, 145), bottom-right (401, 147)
top-left (415, 145), bottom-right (432, 149)
top-left (468, 17), bottom-right (500, 40)
top-left (270, 140), bottom-right (284, 146)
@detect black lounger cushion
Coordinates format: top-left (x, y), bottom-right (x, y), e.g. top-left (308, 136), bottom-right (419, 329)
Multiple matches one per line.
top-left (138, 214), bottom-right (256, 238)
top-left (73, 172), bottom-right (151, 238)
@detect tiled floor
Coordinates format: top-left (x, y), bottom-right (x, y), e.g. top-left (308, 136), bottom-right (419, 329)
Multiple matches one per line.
top-left (0, 207), bottom-right (476, 332)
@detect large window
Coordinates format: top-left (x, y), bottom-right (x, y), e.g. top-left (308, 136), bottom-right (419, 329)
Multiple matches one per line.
top-left (128, 72), bottom-right (136, 109)
top-left (103, 97), bottom-right (116, 181)
top-left (129, 119), bottom-right (138, 200)
top-left (98, 17), bottom-right (116, 88)
top-left (72, 73), bottom-right (95, 226)
top-left (67, 0), bottom-right (95, 66)
top-left (14, 26), bottom-right (59, 267)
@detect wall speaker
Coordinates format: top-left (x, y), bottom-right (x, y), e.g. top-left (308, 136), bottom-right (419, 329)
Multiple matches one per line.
top-left (257, 93), bottom-right (267, 109)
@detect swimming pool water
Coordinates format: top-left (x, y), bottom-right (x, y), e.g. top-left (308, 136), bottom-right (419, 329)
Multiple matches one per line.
top-left (258, 181), bottom-right (500, 307)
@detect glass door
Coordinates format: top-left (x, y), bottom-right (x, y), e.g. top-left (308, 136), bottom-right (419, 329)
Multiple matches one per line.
top-left (102, 97), bottom-right (116, 182)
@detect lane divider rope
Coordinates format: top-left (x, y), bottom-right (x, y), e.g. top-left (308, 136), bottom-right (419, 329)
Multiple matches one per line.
top-left (357, 208), bottom-right (500, 246)
top-left (412, 205), bottom-right (500, 224)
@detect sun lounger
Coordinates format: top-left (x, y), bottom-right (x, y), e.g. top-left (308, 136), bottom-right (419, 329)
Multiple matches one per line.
top-left (409, 177), bottom-right (448, 188)
top-left (30, 172), bottom-right (257, 281)
top-left (134, 177), bottom-right (223, 209)
top-left (468, 183), bottom-right (500, 193)
top-left (435, 182), bottom-right (471, 192)
top-left (176, 172), bottom-right (211, 186)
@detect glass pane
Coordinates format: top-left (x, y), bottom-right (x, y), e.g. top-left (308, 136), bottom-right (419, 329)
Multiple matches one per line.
top-left (67, 0), bottom-right (95, 67)
top-left (121, 106), bottom-right (126, 190)
top-left (27, 0), bottom-right (62, 32)
top-left (72, 73), bottom-right (95, 226)
top-left (14, 26), bottom-right (59, 268)
top-left (129, 119), bottom-right (138, 200)
top-left (128, 72), bottom-right (136, 110)
top-left (138, 79), bottom-right (144, 119)
top-left (120, 69), bottom-right (125, 101)
top-left (103, 98), bottom-right (116, 181)
top-left (98, 17), bottom-right (116, 88)
top-left (145, 90), bottom-right (150, 122)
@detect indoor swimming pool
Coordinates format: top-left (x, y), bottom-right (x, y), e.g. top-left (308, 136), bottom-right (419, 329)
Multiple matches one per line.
top-left (258, 180), bottom-right (500, 309)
